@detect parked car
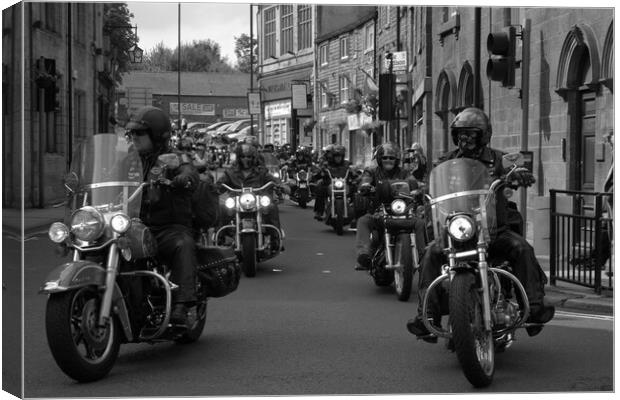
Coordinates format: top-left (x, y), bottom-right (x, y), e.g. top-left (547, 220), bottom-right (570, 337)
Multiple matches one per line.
top-left (228, 124), bottom-right (258, 141)
top-left (222, 119), bottom-right (252, 137)
top-left (186, 122), bottom-right (210, 133)
top-left (213, 122), bottom-right (235, 137)
top-left (196, 121), bottom-right (231, 137)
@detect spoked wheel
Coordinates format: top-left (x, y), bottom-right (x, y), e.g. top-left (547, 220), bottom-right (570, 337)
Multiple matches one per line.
top-left (241, 234), bottom-right (257, 277)
top-left (449, 271), bottom-right (495, 388)
top-left (175, 299), bottom-right (208, 344)
top-left (333, 199), bottom-right (345, 235)
top-left (45, 286), bottom-right (121, 382)
top-left (393, 233), bottom-right (414, 302)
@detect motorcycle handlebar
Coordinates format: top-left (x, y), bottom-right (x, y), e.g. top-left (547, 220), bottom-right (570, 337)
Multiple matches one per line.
top-left (221, 181), bottom-right (275, 193)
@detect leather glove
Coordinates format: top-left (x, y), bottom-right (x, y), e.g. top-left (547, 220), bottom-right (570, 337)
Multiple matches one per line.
top-left (359, 183), bottom-right (372, 195)
top-left (172, 174), bottom-right (193, 189)
top-left (510, 168), bottom-right (536, 188)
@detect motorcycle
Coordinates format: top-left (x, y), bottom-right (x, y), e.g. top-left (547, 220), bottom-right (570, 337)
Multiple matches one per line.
top-left (365, 182), bottom-right (421, 302)
top-left (420, 152), bottom-right (539, 387)
top-left (283, 166), bottom-right (313, 209)
top-left (216, 181), bottom-right (285, 277)
top-left (40, 133), bottom-right (240, 382)
top-left (323, 168), bottom-right (354, 235)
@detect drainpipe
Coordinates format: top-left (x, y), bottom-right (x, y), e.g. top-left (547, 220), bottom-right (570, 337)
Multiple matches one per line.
top-left (67, 3), bottom-right (72, 171)
top-left (520, 19), bottom-right (531, 230)
top-left (474, 7), bottom-right (481, 108)
top-left (395, 6), bottom-right (401, 146)
top-left (28, 3), bottom-right (36, 207)
top-left (250, 4), bottom-right (254, 138)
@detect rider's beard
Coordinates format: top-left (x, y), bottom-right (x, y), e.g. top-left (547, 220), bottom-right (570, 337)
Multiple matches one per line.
top-left (458, 138), bottom-right (479, 156)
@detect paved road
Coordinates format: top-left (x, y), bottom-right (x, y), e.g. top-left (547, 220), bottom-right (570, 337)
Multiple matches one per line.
top-left (11, 200), bottom-right (614, 396)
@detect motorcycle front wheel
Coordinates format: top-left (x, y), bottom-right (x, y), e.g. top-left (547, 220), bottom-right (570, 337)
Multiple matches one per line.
top-left (333, 199), bottom-right (345, 235)
top-left (298, 189), bottom-right (308, 209)
top-left (45, 286), bottom-right (121, 382)
top-left (449, 271), bottom-right (495, 388)
top-left (241, 233), bottom-right (257, 277)
top-left (393, 233), bottom-right (413, 302)
top-left (175, 299), bottom-right (208, 344)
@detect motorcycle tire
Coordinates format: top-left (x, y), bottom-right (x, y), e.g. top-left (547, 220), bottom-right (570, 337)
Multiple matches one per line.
top-left (298, 189), bottom-right (308, 209)
top-left (394, 233), bottom-right (414, 302)
top-left (241, 234), bottom-right (257, 277)
top-left (333, 199), bottom-right (345, 236)
top-left (45, 286), bottom-right (121, 382)
top-left (449, 271), bottom-right (495, 388)
top-left (175, 299), bottom-right (208, 344)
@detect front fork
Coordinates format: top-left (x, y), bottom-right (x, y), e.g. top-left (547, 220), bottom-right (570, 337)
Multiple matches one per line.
top-left (383, 232), bottom-right (418, 270)
top-left (98, 243), bottom-right (119, 327)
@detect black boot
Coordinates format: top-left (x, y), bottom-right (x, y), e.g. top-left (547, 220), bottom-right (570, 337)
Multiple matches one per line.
top-left (355, 253), bottom-right (371, 271)
top-left (406, 316), bottom-right (439, 343)
top-left (170, 303), bottom-right (189, 326)
top-left (525, 303), bottom-right (555, 337)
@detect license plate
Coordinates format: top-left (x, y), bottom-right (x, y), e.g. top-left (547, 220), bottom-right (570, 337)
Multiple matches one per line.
top-left (299, 183), bottom-right (307, 188)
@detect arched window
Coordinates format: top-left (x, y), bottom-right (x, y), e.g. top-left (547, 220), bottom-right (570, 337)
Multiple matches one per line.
top-left (435, 69), bottom-right (457, 154)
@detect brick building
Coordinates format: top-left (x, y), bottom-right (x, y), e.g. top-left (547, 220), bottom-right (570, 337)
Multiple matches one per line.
top-left (2, 2), bottom-right (112, 208)
top-left (118, 71), bottom-right (253, 126)
top-left (315, 6), bottom-right (376, 165)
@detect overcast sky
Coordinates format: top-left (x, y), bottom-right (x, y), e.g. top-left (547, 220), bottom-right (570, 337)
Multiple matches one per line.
top-left (128, 1), bottom-right (254, 66)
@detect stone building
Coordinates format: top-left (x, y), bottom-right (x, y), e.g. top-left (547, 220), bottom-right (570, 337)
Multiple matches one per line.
top-left (3, 2), bottom-right (115, 208)
top-left (315, 5), bottom-right (376, 165)
top-left (256, 4), bottom-right (315, 148)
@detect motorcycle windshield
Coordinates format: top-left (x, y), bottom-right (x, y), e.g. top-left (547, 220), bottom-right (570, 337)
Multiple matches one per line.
top-left (429, 158), bottom-right (496, 245)
top-left (68, 133), bottom-right (143, 217)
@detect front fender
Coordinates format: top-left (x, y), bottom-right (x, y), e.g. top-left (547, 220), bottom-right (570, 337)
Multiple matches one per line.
top-left (40, 261), bottom-right (106, 293)
top-left (40, 261), bottom-right (134, 342)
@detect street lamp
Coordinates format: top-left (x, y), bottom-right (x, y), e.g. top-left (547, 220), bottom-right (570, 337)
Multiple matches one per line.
top-left (128, 44), bottom-right (144, 63)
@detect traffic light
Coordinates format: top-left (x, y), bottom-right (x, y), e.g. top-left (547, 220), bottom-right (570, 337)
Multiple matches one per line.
top-left (378, 73), bottom-right (394, 121)
top-left (486, 26), bottom-right (517, 87)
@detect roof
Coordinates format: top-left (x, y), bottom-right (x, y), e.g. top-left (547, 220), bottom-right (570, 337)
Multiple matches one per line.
top-left (120, 71), bottom-right (255, 97)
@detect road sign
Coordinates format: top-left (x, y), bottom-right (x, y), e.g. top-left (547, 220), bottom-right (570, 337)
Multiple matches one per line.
top-left (385, 51), bottom-right (407, 72)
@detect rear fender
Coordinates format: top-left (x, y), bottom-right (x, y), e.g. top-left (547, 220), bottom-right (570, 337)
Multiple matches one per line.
top-left (40, 261), bottom-right (134, 342)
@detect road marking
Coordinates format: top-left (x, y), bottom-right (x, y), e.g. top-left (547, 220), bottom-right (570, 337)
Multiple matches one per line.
top-left (555, 310), bottom-right (614, 321)
top-left (316, 252), bottom-right (324, 256)
top-left (322, 270), bottom-right (331, 274)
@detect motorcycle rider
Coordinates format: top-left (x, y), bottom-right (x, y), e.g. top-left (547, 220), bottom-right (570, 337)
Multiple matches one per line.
top-left (354, 142), bottom-right (427, 271)
top-left (217, 142), bottom-right (290, 230)
top-left (406, 107), bottom-right (555, 341)
top-left (403, 142), bottom-right (428, 183)
top-left (284, 146), bottom-right (315, 196)
top-left (125, 106), bottom-right (200, 326)
top-left (312, 144), bottom-right (352, 221)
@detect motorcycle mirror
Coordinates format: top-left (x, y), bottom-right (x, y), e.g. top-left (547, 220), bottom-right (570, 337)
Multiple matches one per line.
top-left (502, 152), bottom-right (524, 168)
top-left (158, 153), bottom-right (181, 169)
top-left (63, 172), bottom-right (79, 193)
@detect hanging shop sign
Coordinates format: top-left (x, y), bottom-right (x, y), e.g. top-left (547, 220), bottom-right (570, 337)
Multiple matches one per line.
top-left (169, 102), bottom-right (215, 116)
top-left (384, 51), bottom-right (407, 72)
top-left (247, 92), bottom-right (261, 115)
top-left (291, 84), bottom-right (308, 109)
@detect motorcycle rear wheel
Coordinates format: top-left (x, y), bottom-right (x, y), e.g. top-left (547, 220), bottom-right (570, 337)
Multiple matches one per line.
top-left (241, 234), bottom-right (257, 277)
top-left (175, 299), bottom-right (208, 344)
top-left (45, 286), bottom-right (121, 382)
top-left (394, 233), bottom-right (413, 302)
top-left (449, 271), bottom-right (495, 388)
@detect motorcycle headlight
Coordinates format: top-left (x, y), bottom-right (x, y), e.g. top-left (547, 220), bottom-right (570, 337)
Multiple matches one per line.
top-left (334, 179), bottom-right (345, 189)
top-left (48, 222), bottom-right (69, 243)
top-left (272, 171), bottom-right (280, 178)
top-left (259, 195), bottom-right (271, 207)
top-left (225, 197), bottom-right (236, 209)
top-left (70, 207), bottom-right (105, 242)
top-left (390, 199), bottom-right (407, 215)
top-left (110, 213), bottom-right (131, 234)
top-left (239, 193), bottom-right (256, 210)
top-left (447, 215), bottom-right (476, 242)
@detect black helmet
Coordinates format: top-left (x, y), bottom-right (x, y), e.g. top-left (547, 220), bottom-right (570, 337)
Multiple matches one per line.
top-left (235, 143), bottom-right (258, 165)
top-left (126, 106), bottom-right (172, 147)
top-left (333, 144), bottom-right (346, 157)
top-left (450, 107), bottom-right (492, 146)
top-left (375, 142), bottom-right (401, 167)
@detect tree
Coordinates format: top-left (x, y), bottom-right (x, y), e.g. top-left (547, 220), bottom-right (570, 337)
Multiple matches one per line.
top-left (234, 33), bottom-right (257, 73)
top-left (103, 3), bottom-right (138, 84)
top-left (138, 40), bottom-right (235, 73)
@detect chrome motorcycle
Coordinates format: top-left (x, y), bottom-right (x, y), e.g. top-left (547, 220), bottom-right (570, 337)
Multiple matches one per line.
top-left (324, 168), bottom-right (354, 235)
top-left (41, 133), bottom-right (240, 382)
top-left (421, 153), bottom-right (538, 387)
top-left (367, 181), bottom-right (421, 301)
top-left (216, 181), bottom-right (284, 277)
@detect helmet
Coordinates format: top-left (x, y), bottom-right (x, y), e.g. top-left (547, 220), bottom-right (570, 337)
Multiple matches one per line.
top-left (235, 143), bottom-right (258, 166)
top-left (263, 143), bottom-right (275, 152)
top-left (450, 107), bottom-right (492, 146)
top-left (375, 142), bottom-right (401, 167)
top-left (126, 106), bottom-right (172, 146)
top-left (243, 135), bottom-right (259, 146)
top-left (333, 144), bottom-right (346, 157)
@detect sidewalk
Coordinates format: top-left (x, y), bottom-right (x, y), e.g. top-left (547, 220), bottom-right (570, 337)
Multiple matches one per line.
top-left (2, 206), bottom-right (614, 315)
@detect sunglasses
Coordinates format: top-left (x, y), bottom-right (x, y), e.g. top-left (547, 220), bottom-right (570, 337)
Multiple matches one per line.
top-left (454, 128), bottom-right (482, 136)
top-left (381, 156), bottom-right (397, 161)
top-left (127, 129), bottom-right (149, 138)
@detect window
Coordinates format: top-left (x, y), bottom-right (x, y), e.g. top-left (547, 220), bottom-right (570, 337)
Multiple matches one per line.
top-left (319, 43), bottom-right (328, 66)
top-left (298, 5), bottom-right (312, 50)
top-left (339, 36), bottom-right (349, 60)
top-left (381, 6), bottom-right (391, 28)
top-left (364, 23), bottom-right (374, 51)
top-left (339, 75), bottom-right (350, 104)
top-left (263, 7), bottom-right (276, 59)
top-left (320, 81), bottom-right (329, 108)
top-left (442, 7), bottom-right (450, 23)
top-left (280, 4), bottom-right (294, 55)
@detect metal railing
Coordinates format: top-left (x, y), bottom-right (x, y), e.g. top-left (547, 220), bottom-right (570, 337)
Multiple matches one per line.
top-left (550, 189), bottom-right (613, 294)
